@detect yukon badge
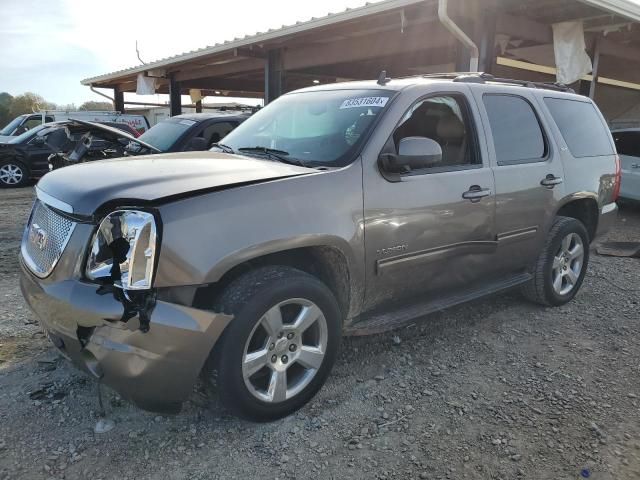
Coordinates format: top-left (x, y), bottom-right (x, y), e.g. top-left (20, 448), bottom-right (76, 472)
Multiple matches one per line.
top-left (29, 223), bottom-right (48, 251)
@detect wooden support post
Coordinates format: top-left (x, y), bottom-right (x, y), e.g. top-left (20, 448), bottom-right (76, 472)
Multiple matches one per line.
top-left (169, 75), bottom-right (182, 117)
top-left (113, 89), bottom-right (125, 113)
top-left (478, 8), bottom-right (497, 74)
top-left (589, 36), bottom-right (601, 99)
top-left (265, 49), bottom-right (284, 104)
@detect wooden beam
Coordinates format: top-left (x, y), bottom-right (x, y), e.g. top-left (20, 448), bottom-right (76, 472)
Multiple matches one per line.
top-left (284, 21), bottom-right (453, 71)
top-left (174, 57), bottom-right (264, 82)
top-left (598, 37), bottom-right (640, 63)
top-left (181, 78), bottom-right (263, 93)
top-left (291, 46), bottom-right (456, 79)
top-left (496, 13), bottom-right (553, 44)
top-left (234, 47), bottom-right (267, 59)
top-left (589, 36), bottom-right (601, 99)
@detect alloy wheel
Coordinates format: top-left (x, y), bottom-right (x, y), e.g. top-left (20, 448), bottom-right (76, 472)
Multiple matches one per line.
top-left (0, 164), bottom-right (24, 185)
top-left (242, 298), bottom-right (328, 403)
top-left (551, 232), bottom-right (585, 296)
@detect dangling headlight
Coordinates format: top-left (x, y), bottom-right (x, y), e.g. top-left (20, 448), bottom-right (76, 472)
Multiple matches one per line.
top-left (86, 210), bottom-right (158, 290)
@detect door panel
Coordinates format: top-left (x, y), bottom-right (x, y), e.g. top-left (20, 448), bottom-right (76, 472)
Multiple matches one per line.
top-left (363, 168), bottom-right (496, 309)
top-left (362, 91), bottom-right (496, 311)
top-left (471, 89), bottom-right (565, 274)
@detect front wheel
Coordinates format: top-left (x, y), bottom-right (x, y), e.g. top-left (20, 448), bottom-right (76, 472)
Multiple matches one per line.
top-left (209, 266), bottom-right (342, 421)
top-left (522, 216), bottom-right (590, 306)
top-left (0, 160), bottom-right (30, 188)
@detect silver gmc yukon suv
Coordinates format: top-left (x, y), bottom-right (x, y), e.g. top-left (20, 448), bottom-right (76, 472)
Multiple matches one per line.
top-left (20, 73), bottom-right (620, 421)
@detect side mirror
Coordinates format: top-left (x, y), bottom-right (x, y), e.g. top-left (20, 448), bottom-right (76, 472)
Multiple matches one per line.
top-left (380, 137), bottom-right (442, 174)
top-left (185, 136), bottom-right (209, 151)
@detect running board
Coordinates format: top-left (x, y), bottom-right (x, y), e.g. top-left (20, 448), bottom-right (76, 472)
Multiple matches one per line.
top-left (344, 273), bottom-right (532, 336)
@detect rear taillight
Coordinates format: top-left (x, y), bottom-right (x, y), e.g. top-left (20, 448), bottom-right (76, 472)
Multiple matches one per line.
top-left (612, 154), bottom-right (621, 202)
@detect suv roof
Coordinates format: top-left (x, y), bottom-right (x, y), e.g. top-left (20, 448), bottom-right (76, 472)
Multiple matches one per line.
top-left (295, 72), bottom-right (582, 98)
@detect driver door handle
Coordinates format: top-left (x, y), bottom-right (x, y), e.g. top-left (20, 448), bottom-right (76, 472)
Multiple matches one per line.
top-left (540, 174), bottom-right (563, 188)
top-left (462, 186), bottom-right (492, 202)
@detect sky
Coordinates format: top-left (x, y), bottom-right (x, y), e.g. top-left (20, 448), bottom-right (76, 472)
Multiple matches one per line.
top-left (0, 0), bottom-right (381, 106)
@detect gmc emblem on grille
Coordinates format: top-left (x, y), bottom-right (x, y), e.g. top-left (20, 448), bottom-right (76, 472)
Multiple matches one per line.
top-left (29, 223), bottom-right (48, 250)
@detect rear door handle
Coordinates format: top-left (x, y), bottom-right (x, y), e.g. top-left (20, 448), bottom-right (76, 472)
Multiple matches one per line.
top-left (540, 175), bottom-right (563, 188)
top-left (462, 185), bottom-right (492, 202)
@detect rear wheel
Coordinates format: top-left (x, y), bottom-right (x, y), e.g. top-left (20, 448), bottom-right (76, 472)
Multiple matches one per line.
top-left (0, 160), bottom-right (29, 188)
top-left (208, 266), bottom-right (341, 421)
top-left (522, 216), bottom-right (589, 306)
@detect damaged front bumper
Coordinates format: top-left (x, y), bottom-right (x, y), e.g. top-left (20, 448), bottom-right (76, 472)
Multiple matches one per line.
top-left (20, 260), bottom-right (231, 413)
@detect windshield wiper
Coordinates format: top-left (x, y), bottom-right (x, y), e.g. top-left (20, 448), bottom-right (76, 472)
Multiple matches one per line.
top-left (211, 143), bottom-right (235, 154)
top-left (238, 146), bottom-right (308, 167)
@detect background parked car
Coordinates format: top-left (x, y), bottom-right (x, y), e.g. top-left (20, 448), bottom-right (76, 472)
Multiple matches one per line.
top-left (0, 111), bottom-right (250, 187)
top-left (0, 121), bottom-right (147, 187)
top-left (0, 111), bottom-right (149, 141)
top-left (126, 112), bottom-right (250, 154)
top-left (612, 128), bottom-right (640, 202)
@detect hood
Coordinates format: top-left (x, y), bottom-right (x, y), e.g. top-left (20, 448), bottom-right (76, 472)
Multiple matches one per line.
top-left (37, 151), bottom-right (315, 215)
top-left (0, 135), bottom-right (14, 143)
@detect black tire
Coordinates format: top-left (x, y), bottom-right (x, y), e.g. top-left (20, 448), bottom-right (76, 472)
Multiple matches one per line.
top-left (0, 159), bottom-right (30, 188)
top-left (208, 266), bottom-right (342, 422)
top-left (522, 216), bottom-right (590, 306)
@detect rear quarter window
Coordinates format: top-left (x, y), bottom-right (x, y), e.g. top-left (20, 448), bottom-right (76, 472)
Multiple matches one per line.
top-left (544, 98), bottom-right (614, 158)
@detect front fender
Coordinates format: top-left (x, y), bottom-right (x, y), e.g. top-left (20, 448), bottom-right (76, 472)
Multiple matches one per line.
top-left (154, 164), bottom-right (365, 315)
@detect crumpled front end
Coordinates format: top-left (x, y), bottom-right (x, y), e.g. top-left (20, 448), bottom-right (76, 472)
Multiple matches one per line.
top-left (19, 193), bottom-right (231, 413)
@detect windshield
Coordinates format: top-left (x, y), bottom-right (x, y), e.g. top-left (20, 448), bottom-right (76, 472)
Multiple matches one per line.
top-left (220, 89), bottom-right (395, 166)
top-left (136, 118), bottom-right (193, 151)
top-left (7, 124), bottom-right (47, 144)
top-left (0, 115), bottom-right (27, 136)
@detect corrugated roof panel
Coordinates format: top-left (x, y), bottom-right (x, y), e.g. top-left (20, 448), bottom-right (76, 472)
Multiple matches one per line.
top-left (81, 0), bottom-right (640, 87)
top-left (81, 0), bottom-right (426, 85)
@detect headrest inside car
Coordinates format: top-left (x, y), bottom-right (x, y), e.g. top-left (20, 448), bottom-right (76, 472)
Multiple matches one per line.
top-left (437, 115), bottom-right (465, 140)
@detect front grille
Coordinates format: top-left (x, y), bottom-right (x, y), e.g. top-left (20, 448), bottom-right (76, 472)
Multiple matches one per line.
top-left (22, 200), bottom-right (76, 277)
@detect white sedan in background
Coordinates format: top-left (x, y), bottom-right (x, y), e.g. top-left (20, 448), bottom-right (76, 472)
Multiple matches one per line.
top-left (612, 129), bottom-right (640, 202)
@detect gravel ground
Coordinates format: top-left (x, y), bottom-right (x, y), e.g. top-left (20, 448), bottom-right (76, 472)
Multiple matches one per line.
top-left (1, 187), bottom-right (639, 480)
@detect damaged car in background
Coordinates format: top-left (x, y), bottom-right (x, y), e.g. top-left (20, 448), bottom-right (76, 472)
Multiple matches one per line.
top-left (20, 73), bottom-right (619, 421)
top-left (1, 112), bottom-right (249, 187)
top-left (0, 120), bottom-right (148, 187)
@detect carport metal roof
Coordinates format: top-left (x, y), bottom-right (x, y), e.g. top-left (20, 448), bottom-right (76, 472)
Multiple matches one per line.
top-left (81, 0), bottom-right (640, 112)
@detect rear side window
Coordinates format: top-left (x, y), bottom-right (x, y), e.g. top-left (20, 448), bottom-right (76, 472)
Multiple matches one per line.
top-left (612, 131), bottom-right (640, 157)
top-left (544, 98), bottom-right (614, 157)
top-left (483, 94), bottom-right (546, 165)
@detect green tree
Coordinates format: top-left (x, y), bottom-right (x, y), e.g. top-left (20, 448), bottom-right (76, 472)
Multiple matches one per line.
top-left (79, 100), bottom-right (113, 111)
top-left (8, 92), bottom-right (55, 118)
top-left (0, 92), bottom-right (13, 128)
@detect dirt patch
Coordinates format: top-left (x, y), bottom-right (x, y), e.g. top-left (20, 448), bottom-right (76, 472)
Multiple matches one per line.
top-left (1, 190), bottom-right (640, 480)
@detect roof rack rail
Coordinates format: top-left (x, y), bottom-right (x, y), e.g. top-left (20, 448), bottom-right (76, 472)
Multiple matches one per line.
top-left (453, 72), bottom-right (574, 93)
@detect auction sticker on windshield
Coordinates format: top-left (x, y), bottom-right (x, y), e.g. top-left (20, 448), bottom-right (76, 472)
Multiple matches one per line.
top-left (340, 97), bottom-right (389, 109)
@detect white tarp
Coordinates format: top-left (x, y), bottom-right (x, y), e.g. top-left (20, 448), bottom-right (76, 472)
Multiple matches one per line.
top-left (136, 73), bottom-right (156, 95)
top-left (189, 89), bottom-right (203, 103)
top-left (552, 21), bottom-right (593, 85)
